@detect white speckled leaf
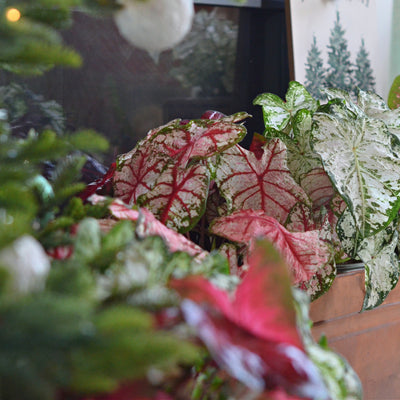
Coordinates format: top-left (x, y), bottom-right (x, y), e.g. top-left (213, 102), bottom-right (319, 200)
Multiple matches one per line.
top-left (312, 110), bottom-right (400, 237)
top-left (357, 89), bottom-right (400, 141)
top-left (358, 223), bottom-right (399, 311)
top-left (215, 140), bottom-right (311, 224)
top-left (286, 110), bottom-right (323, 182)
top-left (253, 81), bottom-right (317, 134)
top-left (336, 208), bottom-right (359, 259)
top-left (138, 163), bottom-right (210, 233)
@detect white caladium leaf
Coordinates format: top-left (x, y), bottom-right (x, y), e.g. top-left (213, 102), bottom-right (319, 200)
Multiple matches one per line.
top-left (323, 88), bottom-right (361, 117)
top-left (300, 168), bottom-right (335, 209)
top-left (215, 140), bottom-right (311, 224)
top-left (210, 209), bottom-right (331, 285)
top-left (253, 81), bottom-right (318, 134)
top-left (336, 208), bottom-right (359, 259)
top-left (312, 108), bottom-right (400, 238)
top-left (286, 109), bottom-right (322, 182)
top-left (298, 262), bottom-right (336, 301)
top-left (138, 163), bottom-right (210, 233)
top-left (358, 223), bottom-right (399, 311)
top-left (357, 89), bottom-right (400, 140)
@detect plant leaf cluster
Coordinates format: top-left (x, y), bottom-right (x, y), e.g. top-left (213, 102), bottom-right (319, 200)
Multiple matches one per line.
top-left (255, 82), bottom-right (400, 311)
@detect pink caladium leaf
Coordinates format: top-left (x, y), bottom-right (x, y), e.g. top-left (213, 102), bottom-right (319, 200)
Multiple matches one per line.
top-left (299, 168), bottom-right (335, 209)
top-left (219, 243), bottom-right (242, 276)
top-left (113, 113), bottom-right (249, 206)
top-left (170, 240), bottom-right (328, 398)
top-left (91, 196), bottom-right (206, 258)
top-left (138, 163), bottom-right (210, 233)
top-left (113, 140), bottom-right (171, 206)
top-left (149, 112), bottom-right (250, 166)
top-left (210, 210), bottom-right (331, 284)
top-left (215, 139), bottom-right (311, 224)
top-left (285, 203), bottom-right (315, 233)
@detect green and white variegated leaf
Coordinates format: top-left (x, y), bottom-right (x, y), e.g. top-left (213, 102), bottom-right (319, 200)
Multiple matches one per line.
top-left (336, 208), bottom-right (359, 259)
top-left (357, 223), bottom-right (400, 311)
top-left (357, 89), bottom-right (400, 141)
top-left (312, 109), bottom-right (400, 238)
top-left (323, 88), bottom-right (361, 117)
top-left (292, 289), bottom-right (363, 400)
top-left (286, 109), bottom-right (322, 182)
top-left (253, 81), bottom-right (318, 135)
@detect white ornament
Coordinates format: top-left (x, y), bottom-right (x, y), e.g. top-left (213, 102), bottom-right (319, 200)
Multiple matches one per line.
top-left (0, 235), bottom-right (50, 295)
top-left (114, 0), bottom-right (194, 54)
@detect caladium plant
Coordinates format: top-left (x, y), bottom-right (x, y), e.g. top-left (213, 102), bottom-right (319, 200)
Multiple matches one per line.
top-left (113, 108), bottom-right (335, 300)
top-left (255, 82), bottom-right (400, 310)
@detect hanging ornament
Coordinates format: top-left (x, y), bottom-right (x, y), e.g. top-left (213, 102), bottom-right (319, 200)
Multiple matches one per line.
top-left (114, 0), bottom-right (194, 58)
top-left (0, 235), bottom-right (50, 295)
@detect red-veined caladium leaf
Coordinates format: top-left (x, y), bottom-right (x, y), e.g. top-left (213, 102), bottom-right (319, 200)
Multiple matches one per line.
top-left (299, 168), bottom-right (335, 209)
top-left (113, 138), bottom-right (171, 206)
top-left (137, 163), bottom-right (210, 233)
top-left (170, 240), bottom-right (328, 398)
top-left (285, 203), bottom-right (315, 233)
top-left (210, 210), bottom-right (331, 284)
top-left (312, 107), bottom-right (400, 238)
top-left (253, 81), bottom-right (318, 135)
top-left (215, 139), bottom-right (311, 224)
top-left (90, 196), bottom-right (207, 258)
top-left (113, 113), bottom-right (249, 205)
top-left (148, 112), bottom-right (249, 166)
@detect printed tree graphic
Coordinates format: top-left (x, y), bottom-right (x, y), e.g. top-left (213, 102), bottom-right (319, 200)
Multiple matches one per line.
top-left (354, 38), bottom-right (375, 91)
top-left (325, 11), bottom-right (354, 92)
top-left (304, 35), bottom-right (326, 99)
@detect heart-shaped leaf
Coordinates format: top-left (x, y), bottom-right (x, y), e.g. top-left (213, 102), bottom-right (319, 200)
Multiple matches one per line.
top-left (210, 210), bottom-right (331, 284)
top-left (312, 107), bottom-right (400, 237)
top-left (148, 112), bottom-right (249, 166)
top-left (215, 140), bottom-right (311, 224)
top-left (113, 113), bottom-right (248, 206)
top-left (357, 223), bottom-right (399, 311)
top-left (113, 140), bottom-right (170, 206)
top-left (171, 240), bottom-right (328, 398)
top-left (357, 89), bottom-right (400, 141)
top-left (95, 197), bottom-right (207, 258)
top-left (285, 203), bottom-right (315, 232)
top-left (286, 110), bottom-right (322, 182)
top-left (138, 163), bottom-right (210, 233)
top-left (253, 82), bottom-right (317, 135)
top-left (299, 168), bottom-right (335, 209)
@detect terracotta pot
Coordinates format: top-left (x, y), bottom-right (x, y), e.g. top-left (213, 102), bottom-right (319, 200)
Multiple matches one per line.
top-left (310, 268), bottom-right (400, 399)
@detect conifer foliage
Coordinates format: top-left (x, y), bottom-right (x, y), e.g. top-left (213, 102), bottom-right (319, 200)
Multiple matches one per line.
top-left (304, 36), bottom-right (325, 99)
top-left (325, 12), bottom-right (354, 92)
top-left (304, 11), bottom-right (376, 97)
top-left (354, 38), bottom-right (376, 91)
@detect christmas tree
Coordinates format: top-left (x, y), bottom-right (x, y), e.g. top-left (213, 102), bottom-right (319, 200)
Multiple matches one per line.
top-left (304, 35), bottom-right (326, 99)
top-left (354, 38), bottom-right (376, 92)
top-left (325, 11), bottom-right (354, 93)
